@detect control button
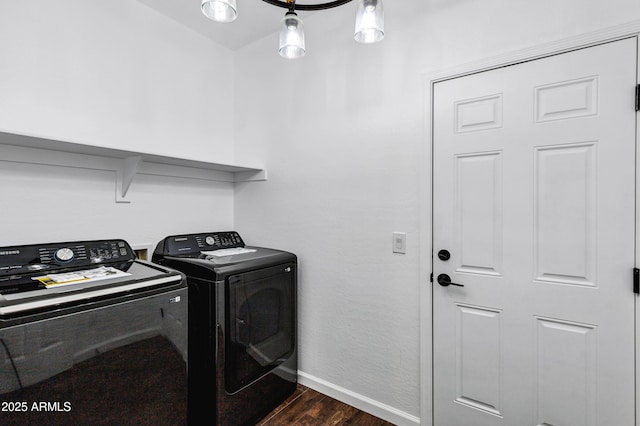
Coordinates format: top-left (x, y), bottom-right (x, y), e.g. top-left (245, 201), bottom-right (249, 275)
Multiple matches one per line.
top-left (205, 236), bottom-right (215, 246)
top-left (28, 264), bottom-right (48, 271)
top-left (120, 248), bottom-right (127, 256)
top-left (55, 248), bottom-right (74, 262)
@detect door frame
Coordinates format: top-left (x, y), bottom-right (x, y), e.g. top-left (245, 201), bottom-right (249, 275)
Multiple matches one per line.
top-left (419, 20), bottom-right (640, 426)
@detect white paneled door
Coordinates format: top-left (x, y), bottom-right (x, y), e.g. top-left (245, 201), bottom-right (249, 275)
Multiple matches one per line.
top-left (433, 38), bottom-right (638, 425)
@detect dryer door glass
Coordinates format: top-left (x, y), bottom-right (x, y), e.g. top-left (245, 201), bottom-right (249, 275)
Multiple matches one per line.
top-left (225, 263), bottom-right (295, 393)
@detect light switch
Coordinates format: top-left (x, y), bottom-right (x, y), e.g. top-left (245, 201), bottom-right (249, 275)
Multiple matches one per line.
top-left (392, 232), bottom-right (406, 254)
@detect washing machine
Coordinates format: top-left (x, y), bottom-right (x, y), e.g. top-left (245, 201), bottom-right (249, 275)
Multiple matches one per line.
top-left (152, 231), bottom-right (297, 426)
top-left (0, 239), bottom-right (188, 426)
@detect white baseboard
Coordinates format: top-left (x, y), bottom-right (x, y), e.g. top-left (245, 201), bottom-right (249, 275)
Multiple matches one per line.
top-left (297, 371), bottom-right (421, 426)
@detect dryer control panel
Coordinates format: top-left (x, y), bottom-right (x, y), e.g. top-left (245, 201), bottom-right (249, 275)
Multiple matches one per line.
top-left (157, 232), bottom-right (245, 257)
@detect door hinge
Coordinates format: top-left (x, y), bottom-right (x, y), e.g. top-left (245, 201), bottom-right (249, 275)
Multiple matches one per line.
top-left (430, 272), bottom-right (433, 283)
top-left (634, 268), bottom-right (639, 294)
top-left (635, 84), bottom-right (640, 112)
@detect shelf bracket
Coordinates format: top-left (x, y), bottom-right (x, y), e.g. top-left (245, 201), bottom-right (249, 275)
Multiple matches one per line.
top-left (116, 156), bottom-right (143, 203)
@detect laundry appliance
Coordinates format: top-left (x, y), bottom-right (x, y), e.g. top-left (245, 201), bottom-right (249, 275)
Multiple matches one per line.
top-left (0, 239), bottom-right (188, 426)
top-left (152, 231), bottom-right (297, 425)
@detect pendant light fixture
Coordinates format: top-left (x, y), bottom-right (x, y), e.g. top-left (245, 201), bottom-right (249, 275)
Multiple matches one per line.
top-left (201, 0), bottom-right (385, 58)
top-left (354, 0), bottom-right (384, 43)
top-left (279, 10), bottom-right (306, 59)
top-left (201, 0), bottom-right (238, 23)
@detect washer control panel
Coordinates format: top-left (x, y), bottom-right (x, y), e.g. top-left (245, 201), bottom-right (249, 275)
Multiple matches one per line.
top-left (0, 239), bottom-right (135, 277)
top-left (159, 231), bottom-right (245, 256)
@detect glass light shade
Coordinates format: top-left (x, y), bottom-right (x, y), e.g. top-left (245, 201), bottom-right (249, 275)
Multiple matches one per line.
top-left (201, 0), bottom-right (237, 23)
top-left (354, 0), bottom-right (384, 44)
top-left (279, 12), bottom-right (306, 59)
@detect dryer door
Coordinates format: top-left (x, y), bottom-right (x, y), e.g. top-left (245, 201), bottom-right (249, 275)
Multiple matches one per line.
top-left (225, 262), bottom-right (296, 393)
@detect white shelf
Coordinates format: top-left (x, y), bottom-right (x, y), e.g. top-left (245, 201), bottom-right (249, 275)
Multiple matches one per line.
top-left (0, 131), bottom-right (266, 203)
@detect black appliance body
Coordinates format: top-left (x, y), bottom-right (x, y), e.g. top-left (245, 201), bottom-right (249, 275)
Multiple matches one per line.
top-left (0, 239), bottom-right (188, 426)
top-left (152, 231), bottom-right (297, 426)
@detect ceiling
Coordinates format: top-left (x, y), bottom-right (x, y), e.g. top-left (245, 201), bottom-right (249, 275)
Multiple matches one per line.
top-left (136, 0), bottom-right (319, 51)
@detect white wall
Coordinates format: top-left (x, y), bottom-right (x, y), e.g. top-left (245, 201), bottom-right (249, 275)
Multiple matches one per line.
top-left (0, 1), bottom-right (236, 248)
top-left (233, 0), bottom-right (640, 423)
top-left (234, 4), bottom-right (427, 422)
top-left (0, 0), bottom-right (234, 163)
top-left (0, 152), bottom-right (234, 248)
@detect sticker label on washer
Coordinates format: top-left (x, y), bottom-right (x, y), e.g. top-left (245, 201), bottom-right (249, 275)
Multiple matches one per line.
top-left (33, 266), bottom-right (131, 287)
top-left (201, 248), bottom-right (256, 257)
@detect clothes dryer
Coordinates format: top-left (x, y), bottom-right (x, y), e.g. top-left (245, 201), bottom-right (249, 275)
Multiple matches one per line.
top-left (152, 231), bottom-right (296, 426)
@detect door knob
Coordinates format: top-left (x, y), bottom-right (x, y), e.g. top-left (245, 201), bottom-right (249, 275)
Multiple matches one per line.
top-left (437, 274), bottom-right (464, 287)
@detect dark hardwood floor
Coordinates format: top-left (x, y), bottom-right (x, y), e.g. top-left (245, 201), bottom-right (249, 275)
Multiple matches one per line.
top-left (257, 385), bottom-right (395, 426)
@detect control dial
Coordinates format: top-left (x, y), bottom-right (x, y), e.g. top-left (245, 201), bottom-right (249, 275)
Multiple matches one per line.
top-left (55, 248), bottom-right (74, 262)
top-left (205, 236), bottom-right (215, 246)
